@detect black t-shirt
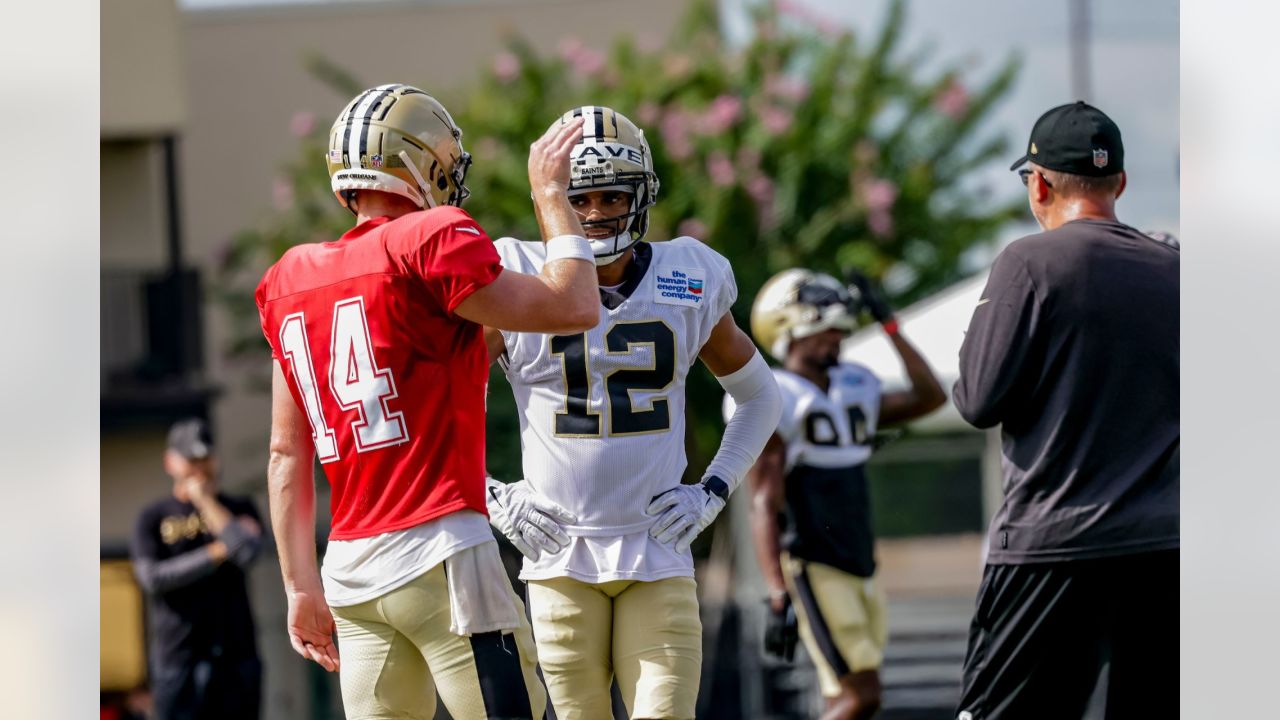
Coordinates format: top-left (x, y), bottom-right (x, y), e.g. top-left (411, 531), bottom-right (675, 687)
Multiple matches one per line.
top-left (954, 219), bottom-right (1179, 563)
top-left (131, 493), bottom-right (261, 667)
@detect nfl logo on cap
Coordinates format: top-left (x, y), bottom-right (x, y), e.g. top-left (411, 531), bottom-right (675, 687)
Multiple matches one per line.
top-left (1093, 148), bottom-right (1108, 168)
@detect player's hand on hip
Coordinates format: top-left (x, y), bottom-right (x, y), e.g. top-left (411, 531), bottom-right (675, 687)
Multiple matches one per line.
top-left (763, 595), bottom-right (799, 662)
top-left (486, 478), bottom-right (576, 561)
top-left (646, 481), bottom-right (727, 552)
top-left (286, 587), bottom-right (340, 672)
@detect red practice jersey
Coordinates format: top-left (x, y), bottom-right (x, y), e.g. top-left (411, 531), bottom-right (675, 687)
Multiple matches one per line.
top-left (256, 206), bottom-right (502, 540)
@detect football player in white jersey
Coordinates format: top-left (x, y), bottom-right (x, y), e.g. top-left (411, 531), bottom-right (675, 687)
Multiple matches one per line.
top-left (730, 269), bottom-right (945, 720)
top-left (482, 106), bottom-right (783, 720)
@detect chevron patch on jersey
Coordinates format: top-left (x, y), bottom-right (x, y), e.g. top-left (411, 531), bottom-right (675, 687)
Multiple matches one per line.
top-left (654, 266), bottom-right (706, 307)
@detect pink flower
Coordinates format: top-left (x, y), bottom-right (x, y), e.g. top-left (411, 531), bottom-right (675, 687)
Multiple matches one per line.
top-left (677, 218), bottom-right (708, 238)
top-left (765, 74), bottom-right (810, 103)
top-left (660, 110), bottom-right (693, 161)
top-left (558, 37), bottom-right (585, 62)
top-left (289, 111), bottom-right (315, 138)
top-left (707, 151), bottom-right (735, 187)
top-left (868, 209), bottom-right (894, 238)
top-left (493, 52), bottom-right (521, 83)
top-left (861, 178), bottom-right (899, 214)
top-left (760, 106), bottom-right (793, 135)
top-left (573, 48), bottom-right (606, 78)
top-left (747, 175), bottom-right (775, 205)
top-left (273, 177), bottom-right (294, 211)
top-left (636, 102), bottom-right (661, 127)
top-left (935, 79), bottom-right (970, 119)
top-left (701, 95), bottom-right (743, 134)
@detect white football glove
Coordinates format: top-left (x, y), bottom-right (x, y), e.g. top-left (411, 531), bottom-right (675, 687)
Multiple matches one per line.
top-left (645, 478), bottom-right (728, 552)
top-left (485, 477), bottom-right (576, 561)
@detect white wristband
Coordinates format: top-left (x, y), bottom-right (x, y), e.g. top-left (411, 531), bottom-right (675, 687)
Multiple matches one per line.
top-left (545, 235), bottom-right (594, 263)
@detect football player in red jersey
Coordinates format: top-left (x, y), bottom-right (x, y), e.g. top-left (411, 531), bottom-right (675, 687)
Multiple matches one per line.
top-left (256, 84), bottom-right (599, 720)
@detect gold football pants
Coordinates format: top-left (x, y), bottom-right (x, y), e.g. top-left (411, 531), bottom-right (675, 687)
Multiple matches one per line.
top-left (331, 563), bottom-right (546, 720)
top-left (782, 553), bottom-right (888, 697)
top-left (526, 576), bottom-right (702, 720)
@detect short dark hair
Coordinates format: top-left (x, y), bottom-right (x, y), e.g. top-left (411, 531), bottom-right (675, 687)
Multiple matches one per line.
top-left (1036, 164), bottom-right (1124, 197)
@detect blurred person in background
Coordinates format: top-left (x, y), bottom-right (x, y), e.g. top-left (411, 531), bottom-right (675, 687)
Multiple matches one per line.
top-left (256, 84), bottom-right (598, 720)
top-left (733, 270), bottom-right (945, 720)
top-left (483, 106), bottom-right (781, 720)
top-left (953, 101), bottom-right (1179, 719)
top-left (130, 417), bottom-right (264, 720)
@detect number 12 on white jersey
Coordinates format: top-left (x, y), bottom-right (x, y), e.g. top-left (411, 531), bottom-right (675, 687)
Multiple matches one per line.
top-left (278, 296), bottom-right (408, 463)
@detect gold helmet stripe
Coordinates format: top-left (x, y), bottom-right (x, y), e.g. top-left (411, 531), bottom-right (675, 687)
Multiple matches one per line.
top-left (356, 85), bottom-right (399, 166)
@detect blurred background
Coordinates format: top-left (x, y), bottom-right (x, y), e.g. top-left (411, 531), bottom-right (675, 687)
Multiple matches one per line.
top-left (99, 0), bottom-right (1177, 717)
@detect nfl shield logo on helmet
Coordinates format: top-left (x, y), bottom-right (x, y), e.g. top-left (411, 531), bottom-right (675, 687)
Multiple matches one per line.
top-left (1093, 148), bottom-right (1109, 168)
top-left (369, 154), bottom-right (384, 168)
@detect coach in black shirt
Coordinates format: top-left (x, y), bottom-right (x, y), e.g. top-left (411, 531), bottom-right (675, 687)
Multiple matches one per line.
top-left (131, 418), bottom-right (264, 720)
top-left (953, 102), bottom-right (1178, 719)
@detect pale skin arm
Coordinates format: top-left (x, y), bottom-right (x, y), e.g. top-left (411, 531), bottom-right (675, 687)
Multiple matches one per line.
top-left (268, 360), bottom-right (340, 672)
top-left (455, 117), bottom-right (599, 335)
top-left (877, 330), bottom-right (947, 427)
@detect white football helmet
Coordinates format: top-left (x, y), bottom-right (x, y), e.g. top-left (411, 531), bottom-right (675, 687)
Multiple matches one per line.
top-left (326, 84), bottom-right (471, 212)
top-left (557, 106), bottom-right (660, 265)
top-left (751, 269), bottom-right (865, 361)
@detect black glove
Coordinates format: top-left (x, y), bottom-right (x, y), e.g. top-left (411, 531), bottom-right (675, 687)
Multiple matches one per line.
top-left (845, 269), bottom-right (894, 324)
top-left (764, 595), bottom-right (799, 662)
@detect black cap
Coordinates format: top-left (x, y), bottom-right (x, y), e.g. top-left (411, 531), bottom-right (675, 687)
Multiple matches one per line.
top-left (1010, 101), bottom-right (1123, 177)
top-left (168, 417), bottom-right (214, 460)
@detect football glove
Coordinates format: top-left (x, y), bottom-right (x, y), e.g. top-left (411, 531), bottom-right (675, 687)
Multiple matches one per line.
top-left (846, 269), bottom-right (894, 324)
top-left (485, 477), bottom-right (576, 561)
top-left (646, 477), bottom-right (729, 552)
top-left (764, 595), bottom-right (799, 662)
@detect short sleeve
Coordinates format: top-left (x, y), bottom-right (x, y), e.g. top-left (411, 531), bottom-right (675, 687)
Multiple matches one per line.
top-left (713, 255), bottom-right (739, 321)
top-left (773, 379), bottom-right (802, 442)
top-left (407, 211), bottom-right (504, 314)
top-left (254, 271), bottom-right (281, 361)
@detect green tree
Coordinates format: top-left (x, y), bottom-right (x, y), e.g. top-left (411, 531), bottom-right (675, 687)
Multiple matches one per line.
top-left (215, 0), bottom-right (1021, 484)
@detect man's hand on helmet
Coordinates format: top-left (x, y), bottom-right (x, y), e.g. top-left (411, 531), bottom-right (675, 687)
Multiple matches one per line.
top-left (485, 477), bottom-right (576, 561)
top-left (846, 270), bottom-right (895, 324)
top-left (529, 116), bottom-right (586, 198)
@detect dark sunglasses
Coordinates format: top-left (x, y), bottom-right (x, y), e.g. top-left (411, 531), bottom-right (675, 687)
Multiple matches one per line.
top-left (1019, 168), bottom-right (1053, 188)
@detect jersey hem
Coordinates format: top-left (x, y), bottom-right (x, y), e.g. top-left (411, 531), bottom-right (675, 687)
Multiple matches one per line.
top-left (328, 500), bottom-right (479, 542)
top-left (985, 536), bottom-right (1180, 565)
top-left (323, 536), bottom-right (495, 608)
top-left (518, 566), bottom-right (694, 584)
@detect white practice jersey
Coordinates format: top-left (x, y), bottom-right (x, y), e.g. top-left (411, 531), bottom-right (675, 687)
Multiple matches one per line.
top-left (724, 362), bottom-right (885, 576)
top-left (495, 237), bottom-right (737, 582)
top-left (725, 363), bottom-right (883, 472)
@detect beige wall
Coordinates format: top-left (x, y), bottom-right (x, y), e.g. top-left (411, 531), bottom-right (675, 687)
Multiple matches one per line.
top-left (102, 0), bottom-right (187, 137)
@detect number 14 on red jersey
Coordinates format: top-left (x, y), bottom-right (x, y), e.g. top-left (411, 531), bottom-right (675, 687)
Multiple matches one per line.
top-left (278, 296), bottom-right (408, 463)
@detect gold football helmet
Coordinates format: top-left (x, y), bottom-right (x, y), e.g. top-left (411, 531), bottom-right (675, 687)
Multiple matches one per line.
top-left (326, 84), bottom-right (471, 212)
top-left (751, 269), bottom-right (865, 361)
top-left (556, 106), bottom-right (660, 264)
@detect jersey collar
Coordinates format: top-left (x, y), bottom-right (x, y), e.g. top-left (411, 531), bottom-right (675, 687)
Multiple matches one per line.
top-left (599, 242), bottom-right (653, 309)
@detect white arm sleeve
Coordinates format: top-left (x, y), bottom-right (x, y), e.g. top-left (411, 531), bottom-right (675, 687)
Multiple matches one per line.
top-left (705, 351), bottom-right (782, 494)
